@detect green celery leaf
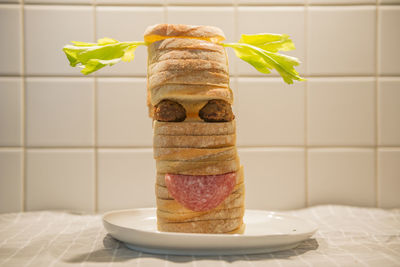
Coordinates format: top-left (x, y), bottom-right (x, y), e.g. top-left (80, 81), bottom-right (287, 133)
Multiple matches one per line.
top-left (70, 41), bottom-right (97, 47)
top-left (63, 39), bottom-right (146, 75)
top-left (231, 45), bottom-right (272, 74)
top-left (63, 48), bottom-right (79, 67)
top-left (239, 33), bottom-right (295, 52)
top-left (80, 58), bottom-right (122, 75)
top-left (223, 42), bottom-right (304, 84)
top-left (97, 37), bottom-right (119, 45)
top-left (121, 45), bottom-right (139, 62)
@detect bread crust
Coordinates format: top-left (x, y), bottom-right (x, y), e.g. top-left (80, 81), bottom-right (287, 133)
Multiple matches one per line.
top-left (154, 134), bottom-right (235, 149)
top-left (149, 59), bottom-right (228, 76)
top-left (157, 189), bottom-right (244, 214)
top-left (153, 120), bottom-right (236, 136)
top-left (149, 38), bottom-right (226, 53)
top-left (157, 206), bottom-right (245, 223)
top-left (156, 158), bottom-right (239, 175)
top-left (148, 49), bottom-right (226, 66)
top-left (148, 70), bottom-right (229, 91)
top-left (154, 147), bottom-right (237, 161)
top-left (146, 35), bottom-right (232, 118)
top-left (157, 218), bottom-right (242, 234)
top-left (226, 223), bottom-right (245, 234)
top-left (144, 24), bottom-right (225, 41)
top-left (156, 181), bottom-right (244, 200)
top-left (156, 166), bottom-right (244, 187)
top-left (150, 85), bottom-right (233, 109)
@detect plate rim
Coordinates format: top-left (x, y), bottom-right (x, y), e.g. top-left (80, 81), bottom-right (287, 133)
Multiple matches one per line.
top-left (123, 242), bottom-right (302, 256)
top-left (102, 207), bottom-right (318, 239)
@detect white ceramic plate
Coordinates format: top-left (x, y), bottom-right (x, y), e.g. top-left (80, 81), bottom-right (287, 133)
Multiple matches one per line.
top-left (103, 208), bottom-right (317, 256)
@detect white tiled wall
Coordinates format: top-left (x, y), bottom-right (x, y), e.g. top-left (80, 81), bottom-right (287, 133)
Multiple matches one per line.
top-left (24, 5), bottom-right (94, 75)
top-left (307, 6), bottom-right (376, 75)
top-left (0, 78), bottom-right (22, 146)
top-left (96, 78), bottom-right (152, 147)
top-left (308, 148), bottom-right (376, 207)
top-left (25, 149), bottom-right (95, 211)
top-left (307, 78), bottom-right (375, 146)
top-left (239, 148), bottom-right (306, 210)
top-left (237, 78), bottom-right (305, 146)
top-left (0, 5), bottom-right (21, 75)
top-left (26, 78), bottom-right (95, 146)
top-left (97, 149), bottom-right (155, 212)
top-left (0, 0), bottom-right (399, 213)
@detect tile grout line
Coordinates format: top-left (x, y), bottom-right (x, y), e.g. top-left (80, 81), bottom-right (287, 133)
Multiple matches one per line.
top-left (374, 0), bottom-right (379, 208)
top-left (20, 0), bottom-right (26, 212)
top-left (304, 0), bottom-right (309, 208)
top-left (93, 0), bottom-right (98, 213)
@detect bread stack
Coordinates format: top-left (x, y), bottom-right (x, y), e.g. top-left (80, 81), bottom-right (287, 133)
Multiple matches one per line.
top-left (145, 24), bottom-right (245, 234)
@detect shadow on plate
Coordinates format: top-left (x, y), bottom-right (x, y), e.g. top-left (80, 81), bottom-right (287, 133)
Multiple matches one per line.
top-left (64, 234), bottom-right (319, 264)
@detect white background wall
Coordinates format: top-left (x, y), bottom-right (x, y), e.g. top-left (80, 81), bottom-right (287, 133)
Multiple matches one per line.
top-left (0, 0), bottom-right (399, 213)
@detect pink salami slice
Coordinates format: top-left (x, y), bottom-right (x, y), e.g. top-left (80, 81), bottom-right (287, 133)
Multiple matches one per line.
top-left (165, 172), bottom-right (236, 212)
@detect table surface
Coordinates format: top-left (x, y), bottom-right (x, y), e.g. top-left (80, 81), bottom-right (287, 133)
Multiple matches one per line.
top-left (0, 205), bottom-right (399, 267)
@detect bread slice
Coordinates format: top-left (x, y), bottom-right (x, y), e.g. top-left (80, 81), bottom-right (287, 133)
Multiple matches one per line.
top-left (157, 206), bottom-right (244, 223)
top-left (148, 69), bottom-right (229, 90)
top-left (156, 181), bottom-right (244, 200)
top-left (149, 59), bottom-right (228, 77)
top-left (146, 31), bottom-right (231, 117)
top-left (148, 49), bottom-right (227, 66)
top-left (157, 217), bottom-right (243, 234)
top-left (226, 223), bottom-right (245, 234)
top-left (156, 158), bottom-right (239, 175)
top-left (153, 134), bottom-right (235, 149)
top-left (157, 189), bottom-right (244, 214)
top-left (144, 24), bottom-right (226, 43)
top-left (156, 165), bottom-right (244, 187)
top-left (148, 39), bottom-right (226, 59)
top-left (153, 120), bottom-right (235, 136)
top-left (154, 146), bottom-right (237, 161)
top-left (146, 24), bottom-right (244, 235)
top-left (150, 84), bottom-right (233, 107)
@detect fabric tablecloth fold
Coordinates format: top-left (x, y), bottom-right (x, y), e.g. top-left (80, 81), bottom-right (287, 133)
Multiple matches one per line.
top-left (0, 205), bottom-right (399, 267)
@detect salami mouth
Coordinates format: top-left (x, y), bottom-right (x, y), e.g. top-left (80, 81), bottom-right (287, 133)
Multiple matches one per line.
top-left (165, 172), bottom-right (236, 212)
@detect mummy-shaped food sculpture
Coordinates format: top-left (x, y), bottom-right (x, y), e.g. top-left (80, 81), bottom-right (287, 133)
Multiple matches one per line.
top-left (63, 24), bottom-right (303, 234)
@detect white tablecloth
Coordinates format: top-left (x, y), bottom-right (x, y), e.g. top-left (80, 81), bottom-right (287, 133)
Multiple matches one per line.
top-left (0, 205), bottom-right (399, 267)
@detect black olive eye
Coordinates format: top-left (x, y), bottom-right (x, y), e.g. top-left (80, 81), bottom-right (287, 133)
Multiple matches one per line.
top-left (199, 100), bottom-right (235, 122)
top-left (154, 100), bottom-right (186, 122)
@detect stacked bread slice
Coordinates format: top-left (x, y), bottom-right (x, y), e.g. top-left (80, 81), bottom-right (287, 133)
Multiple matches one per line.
top-left (145, 24), bottom-right (245, 234)
top-left (153, 121), bottom-right (244, 234)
